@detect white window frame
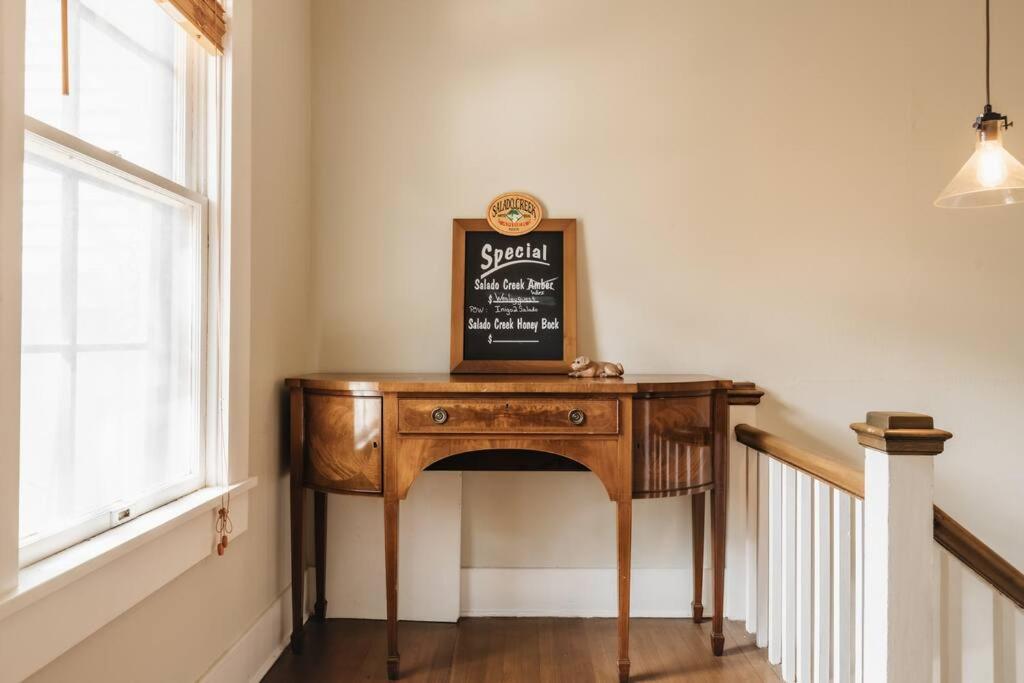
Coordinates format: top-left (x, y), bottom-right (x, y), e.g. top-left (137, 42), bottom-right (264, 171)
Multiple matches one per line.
top-left (18, 116), bottom-right (210, 567)
top-left (17, 13), bottom-right (219, 567)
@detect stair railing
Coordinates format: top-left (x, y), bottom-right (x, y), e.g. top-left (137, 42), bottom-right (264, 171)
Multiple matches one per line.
top-left (726, 392), bottom-right (1023, 683)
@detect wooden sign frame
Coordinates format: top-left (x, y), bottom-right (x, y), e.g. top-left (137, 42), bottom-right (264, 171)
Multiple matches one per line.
top-left (450, 218), bottom-right (577, 374)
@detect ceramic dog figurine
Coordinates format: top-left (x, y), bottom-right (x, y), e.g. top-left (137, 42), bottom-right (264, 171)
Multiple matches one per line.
top-left (568, 356), bottom-right (624, 378)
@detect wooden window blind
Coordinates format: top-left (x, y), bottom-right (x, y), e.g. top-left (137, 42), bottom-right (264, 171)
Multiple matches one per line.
top-left (155, 0), bottom-right (226, 54)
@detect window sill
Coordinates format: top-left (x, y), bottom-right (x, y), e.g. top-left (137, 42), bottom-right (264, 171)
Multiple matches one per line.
top-left (0, 477), bottom-right (257, 681)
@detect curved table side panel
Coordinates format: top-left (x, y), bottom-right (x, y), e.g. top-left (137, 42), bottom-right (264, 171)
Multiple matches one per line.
top-left (303, 392), bottom-right (383, 494)
top-left (632, 395), bottom-right (713, 498)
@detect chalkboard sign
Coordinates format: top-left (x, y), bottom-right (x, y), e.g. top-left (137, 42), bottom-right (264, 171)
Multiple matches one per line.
top-left (450, 219), bottom-right (576, 373)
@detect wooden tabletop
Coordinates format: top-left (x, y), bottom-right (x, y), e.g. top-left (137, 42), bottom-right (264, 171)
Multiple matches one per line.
top-left (285, 373), bottom-right (732, 394)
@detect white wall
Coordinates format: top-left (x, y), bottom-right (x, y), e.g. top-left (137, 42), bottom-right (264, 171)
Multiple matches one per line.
top-left (25, 0), bottom-right (314, 680)
top-left (309, 0), bottom-right (1024, 615)
top-left (321, 472), bottom-right (463, 622)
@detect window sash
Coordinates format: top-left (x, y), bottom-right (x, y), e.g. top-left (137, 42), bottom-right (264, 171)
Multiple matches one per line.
top-left (19, 113), bottom-right (210, 567)
top-left (27, 0), bottom-right (190, 184)
top-left (24, 116), bottom-right (206, 208)
top-left (18, 471), bottom-right (206, 567)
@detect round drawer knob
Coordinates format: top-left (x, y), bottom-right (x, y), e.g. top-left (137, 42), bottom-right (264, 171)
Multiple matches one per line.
top-left (568, 409), bottom-right (586, 426)
top-left (431, 407), bottom-right (449, 425)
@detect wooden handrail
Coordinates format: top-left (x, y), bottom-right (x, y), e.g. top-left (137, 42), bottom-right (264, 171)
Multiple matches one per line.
top-left (734, 423), bottom-right (865, 498)
top-left (735, 423), bottom-right (1024, 610)
top-left (934, 506), bottom-right (1024, 609)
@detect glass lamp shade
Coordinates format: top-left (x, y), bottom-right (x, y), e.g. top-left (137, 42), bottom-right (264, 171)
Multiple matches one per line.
top-left (935, 120), bottom-right (1024, 208)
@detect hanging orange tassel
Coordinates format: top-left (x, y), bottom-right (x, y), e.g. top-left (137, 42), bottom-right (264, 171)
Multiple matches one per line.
top-left (215, 498), bottom-right (233, 556)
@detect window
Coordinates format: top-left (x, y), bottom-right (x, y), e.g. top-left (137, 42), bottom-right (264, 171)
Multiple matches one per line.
top-left (19, 0), bottom-right (218, 566)
top-left (25, 0), bottom-right (186, 181)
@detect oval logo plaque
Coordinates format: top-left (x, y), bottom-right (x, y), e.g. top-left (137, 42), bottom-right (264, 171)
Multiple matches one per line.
top-left (486, 192), bottom-right (543, 236)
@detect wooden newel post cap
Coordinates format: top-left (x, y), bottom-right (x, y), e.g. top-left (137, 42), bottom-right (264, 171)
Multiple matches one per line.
top-left (850, 412), bottom-right (953, 455)
top-left (728, 381), bottom-right (764, 406)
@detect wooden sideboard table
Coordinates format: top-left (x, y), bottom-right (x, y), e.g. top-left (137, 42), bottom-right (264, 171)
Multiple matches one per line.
top-left (286, 374), bottom-right (733, 682)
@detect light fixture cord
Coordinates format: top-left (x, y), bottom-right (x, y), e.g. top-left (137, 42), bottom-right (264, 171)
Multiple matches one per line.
top-left (985, 0), bottom-right (991, 106)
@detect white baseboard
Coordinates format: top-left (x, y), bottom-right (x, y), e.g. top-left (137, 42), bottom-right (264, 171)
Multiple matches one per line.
top-left (201, 571), bottom-right (312, 683)
top-left (460, 567), bottom-right (716, 618)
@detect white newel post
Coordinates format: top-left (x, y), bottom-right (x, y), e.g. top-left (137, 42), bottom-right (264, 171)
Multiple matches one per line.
top-left (851, 412), bottom-right (952, 683)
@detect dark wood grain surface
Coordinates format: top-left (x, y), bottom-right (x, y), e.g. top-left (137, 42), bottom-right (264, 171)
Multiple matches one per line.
top-left (398, 397), bottom-right (619, 435)
top-left (263, 617), bottom-right (781, 683)
top-left (632, 396), bottom-right (713, 498)
top-left (304, 393), bottom-right (383, 494)
top-left (285, 374), bottom-right (732, 395)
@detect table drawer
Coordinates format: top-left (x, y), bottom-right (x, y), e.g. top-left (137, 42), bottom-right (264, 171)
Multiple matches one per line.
top-left (398, 398), bottom-right (619, 435)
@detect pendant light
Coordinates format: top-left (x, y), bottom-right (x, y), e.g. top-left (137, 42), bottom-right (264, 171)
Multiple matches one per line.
top-left (935, 0), bottom-right (1024, 208)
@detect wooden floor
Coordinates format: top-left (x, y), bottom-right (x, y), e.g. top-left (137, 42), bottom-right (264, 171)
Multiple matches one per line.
top-left (264, 617), bottom-right (780, 682)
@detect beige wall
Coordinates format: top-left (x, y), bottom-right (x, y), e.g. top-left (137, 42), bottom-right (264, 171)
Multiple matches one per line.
top-left (27, 0), bottom-right (313, 680)
top-left (23, 0), bottom-right (1024, 677)
top-left (310, 0), bottom-right (1024, 573)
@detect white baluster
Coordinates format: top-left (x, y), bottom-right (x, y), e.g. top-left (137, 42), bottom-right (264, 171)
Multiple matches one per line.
top-left (813, 481), bottom-right (831, 683)
top-left (782, 465), bottom-right (798, 681)
top-left (853, 412), bottom-right (951, 683)
top-left (769, 458), bottom-right (783, 664)
top-left (932, 545), bottom-right (941, 683)
top-left (938, 548), bottom-right (963, 683)
top-left (757, 452), bottom-right (770, 649)
top-left (1014, 604), bottom-right (1024, 683)
top-left (833, 491), bottom-right (855, 683)
top-left (993, 593), bottom-right (1018, 683)
top-left (796, 472), bottom-right (813, 682)
top-left (855, 497), bottom-right (864, 683)
top-left (745, 447), bottom-right (759, 634)
top-left (961, 570), bottom-right (995, 680)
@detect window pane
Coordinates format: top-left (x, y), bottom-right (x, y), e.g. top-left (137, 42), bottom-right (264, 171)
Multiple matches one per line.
top-left (25, 0), bottom-right (183, 179)
top-left (78, 181), bottom-right (164, 344)
top-left (19, 353), bottom-right (72, 539)
top-left (21, 163), bottom-right (68, 346)
top-left (19, 149), bottom-right (203, 547)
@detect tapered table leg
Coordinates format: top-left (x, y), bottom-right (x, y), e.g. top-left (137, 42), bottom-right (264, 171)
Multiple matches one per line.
top-left (691, 492), bottom-right (705, 623)
top-left (385, 495), bottom-right (400, 679)
top-left (710, 389), bottom-right (729, 656)
top-left (289, 387), bottom-right (305, 654)
top-left (617, 498), bottom-right (632, 682)
top-left (289, 479), bottom-right (305, 653)
top-left (313, 491), bottom-right (328, 621)
top-left (710, 485), bottom-right (726, 655)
